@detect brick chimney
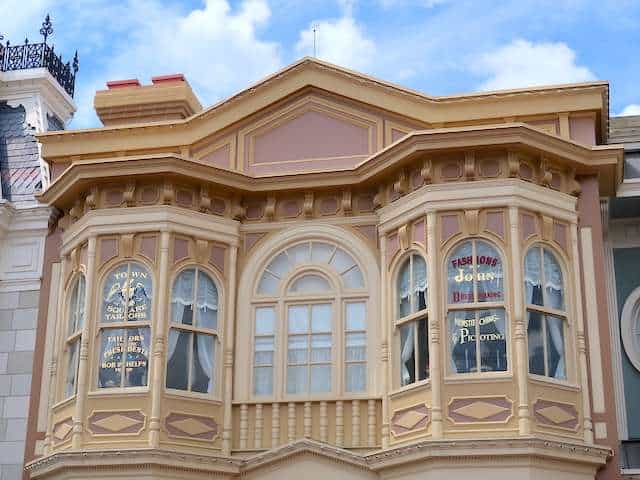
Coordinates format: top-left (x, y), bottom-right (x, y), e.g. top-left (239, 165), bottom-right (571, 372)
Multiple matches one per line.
top-left (94, 74), bottom-right (203, 126)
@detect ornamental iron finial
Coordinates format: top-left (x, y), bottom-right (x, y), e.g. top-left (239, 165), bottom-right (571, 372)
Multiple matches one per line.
top-left (73, 50), bottom-right (79, 73)
top-left (40, 14), bottom-right (53, 43)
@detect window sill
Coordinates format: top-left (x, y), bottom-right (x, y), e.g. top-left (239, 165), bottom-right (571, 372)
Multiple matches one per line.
top-left (389, 379), bottom-right (431, 399)
top-left (164, 389), bottom-right (223, 404)
top-left (444, 372), bottom-right (513, 384)
top-left (52, 395), bottom-right (76, 411)
top-left (528, 374), bottom-right (580, 391)
top-left (234, 393), bottom-right (375, 404)
top-left (88, 387), bottom-right (149, 397)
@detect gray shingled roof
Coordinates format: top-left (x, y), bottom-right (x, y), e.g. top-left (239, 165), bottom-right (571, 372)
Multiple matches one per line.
top-left (610, 115), bottom-right (640, 145)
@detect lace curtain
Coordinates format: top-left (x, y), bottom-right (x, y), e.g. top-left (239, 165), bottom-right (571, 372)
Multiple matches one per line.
top-left (400, 323), bottom-right (415, 385)
top-left (196, 334), bottom-right (215, 392)
top-left (524, 247), bottom-right (564, 309)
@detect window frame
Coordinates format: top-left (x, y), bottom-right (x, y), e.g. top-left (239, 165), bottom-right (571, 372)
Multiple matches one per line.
top-left (165, 264), bottom-right (222, 399)
top-left (250, 240), bottom-right (370, 401)
top-left (621, 285), bottom-right (640, 374)
top-left (444, 237), bottom-right (510, 378)
top-left (62, 273), bottom-right (86, 400)
top-left (393, 251), bottom-right (430, 390)
top-left (93, 260), bottom-right (154, 393)
top-left (524, 243), bottom-right (571, 383)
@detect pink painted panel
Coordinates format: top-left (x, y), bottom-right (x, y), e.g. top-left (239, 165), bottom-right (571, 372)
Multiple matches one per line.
top-left (249, 156), bottom-right (368, 176)
top-left (279, 199), bottom-right (301, 218)
top-left (104, 189), bottom-right (123, 207)
top-left (411, 170), bottom-right (423, 190)
top-left (319, 197), bottom-right (338, 215)
top-left (481, 159), bottom-right (500, 177)
top-left (176, 189), bottom-right (193, 207)
top-left (245, 201), bottom-right (264, 220)
top-left (527, 119), bottom-right (559, 135)
top-left (355, 225), bottom-right (377, 244)
top-left (413, 219), bottom-right (425, 244)
top-left (550, 171), bottom-right (562, 190)
top-left (391, 128), bottom-right (407, 143)
top-left (569, 116), bottom-right (596, 145)
top-left (51, 162), bottom-right (70, 181)
top-left (554, 222), bottom-right (568, 251)
top-left (100, 238), bottom-right (118, 266)
top-left (251, 110), bottom-right (370, 165)
top-left (441, 214), bottom-right (460, 244)
top-left (357, 194), bottom-right (374, 213)
top-left (520, 213), bottom-right (538, 241)
top-left (209, 245), bottom-right (226, 272)
top-left (442, 162), bottom-right (461, 180)
top-left (212, 198), bottom-right (226, 215)
top-left (244, 233), bottom-right (265, 253)
top-left (201, 144), bottom-right (231, 168)
top-left (533, 399), bottom-right (578, 430)
top-left (139, 236), bottom-right (157, 262)
top-left (173, 238), bottom-right (189, 263)
top-left (519, 162), bottom-right (534, 180)
top-left (140, 186), bottom-right (157, 204)
top-left (387, 233), bottom-right (399, 261)
top-left (485, 211), bottom-right (504, 239)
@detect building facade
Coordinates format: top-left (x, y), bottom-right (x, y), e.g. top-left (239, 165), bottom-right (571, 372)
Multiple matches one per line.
top-left (604, 114), bottom-right (640, 478)
top-left (0, 23), bottom-right (77, 480)
top-left (23, 58), bottom-right (623, 479)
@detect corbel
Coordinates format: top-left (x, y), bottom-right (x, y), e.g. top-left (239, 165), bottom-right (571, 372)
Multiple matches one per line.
top-left (420, 158), bottom-right (433, 184)
top-left (342, 189), bottom-right (352, 216)
top-left (464, 151), bottom-right (476, 180)
top-left (507, 151), bottom-right (519, 177)
top-left (199, 185), bottom-right (211, 213)
top-left (568, 168), bottom-right (581, 196)
top-left (303, 192), bottom-right (314, 218)
top-left (264, 196), bottom-right (276, 221)
top-left (539, 157), bottom-right (552, 187)
top-left (464, 209), bottom-right (480, 235)
top-left (373, 184), bottom-right (386, 210)
top-left (123, 180), bottom-right (136, 207)
top-left (120, 234), bottom-right (134, 258)
top-left (69, 198), bottom-right (83, 221)
top-left (58, 213), bottom-right (72, 231)
top-left (393, 169), bottom-right (409, 196)
top-left (85, 185), bottom-right (98, 210)
top-left (195, 239), bottom-right (209, 263)
top-left (541, 215), bottom-right (553, 241)
top-left (231, 197), bottom-right (246, 221)
top-left (398, 224), bottom-right (409, 251)
top-left (161, 180), bottom-right (175, 205)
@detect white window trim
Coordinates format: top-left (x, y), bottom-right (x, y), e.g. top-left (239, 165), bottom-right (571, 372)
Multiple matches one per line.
top-left (621, 285), bottom-right (640, 373)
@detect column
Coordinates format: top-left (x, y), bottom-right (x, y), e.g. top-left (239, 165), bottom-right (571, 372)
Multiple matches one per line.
top-left (71, 235), bottom-right (96, 449)
top-left (222, 245), bottom-right (238, 454)
top-left (427, 212), bottom-right (443, 438)
top-left (509, 207), bottom-right (530, 435)
top-left (379, 235), bottom-right (390, 448)
top-left (149, 230), bottom-right (170, 447)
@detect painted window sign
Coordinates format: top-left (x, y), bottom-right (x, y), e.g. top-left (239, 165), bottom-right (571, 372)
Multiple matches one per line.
top-left (447, 241), bottom-right (504, 304)
top-left (98, 262), bottom-right (152, 388)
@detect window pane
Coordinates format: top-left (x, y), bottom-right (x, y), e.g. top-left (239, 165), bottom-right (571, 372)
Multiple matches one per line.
top-left (98, 328), bottom-right (124, 388)
top-left (254, 366), bottom-right (273, 395)
top-left (311, 242), bottom-right (334, 263)
top-left (346, 302), bottom-right (366, 331)
top-left (476, 241), bottom-right (503, 303)
top-left (478, 309), bottom-right (507, 372)
top-left (267, 251), bottom-right (293, 278)
top-left (449, 310), bottom-right (477, 373)
top-left (546, 315), bottom-right (566, 379)
top-left (191, 333), bottom-right (215, 393)
top-left (287, 243), bottom-right (311, 265)
top-left (102, 264), bottom-right (129, 323)
top-left (64, 339), bottom-right (79, 397)
top-left (412, 256), bottom-right (428, 312)
top-left (254, 337), bottom-right (274, 365)
top-left (196, 271), bottom-right (218, 329)
top-left (172, 269), bottom-right (195, 325)
top-left (342, 266), bottom-right (365, 289)
top-left (288, 305), bottom-right (308, 333)
top-left (311, 334), bottom-right (332, 362)
top-left (544, 249), bottom-right (564, 311)
top-left (417, 317), bottom-right (429, 380)
top-left (311, 304), bottom-right (332, 332)
top-left (527, 311), bottom-right (545, 375)
top-left (287, 365), bottom-right (307, 393)
top-left (346, 332), bottom-right (366, 361)
top-left (310, 365), bottom-right (331, 393)
top-left (127, 264), bottom-right (152, 322)
top-left (68, 278), bottom-right (80, 334)
top-left (124, 327), bottom-right (150, 387)
top-left (447, 241), bottom-right (474, 304)
top-left (166, 329), bottom-right (191, 390)
top-left (524, 247), bottom-right (543, 306)
top-left (330, 248), bottom-right (356, 273)
top-left (400, 322), bottom-right (415, 386)
top-left (346, 364), bottom-right (366, 392)
top-left (289, 274), bottom-right (331, 294)
top-left (288, 335), bottom-right (308, 364)
top-left (257, 271), bottom-right (279, 296)
top-left (76, 275), bottom-right (86, 330)
top-left (397, 259), bottom-right (411, 318)
top-left (255, 306), bottom-right (275, 335)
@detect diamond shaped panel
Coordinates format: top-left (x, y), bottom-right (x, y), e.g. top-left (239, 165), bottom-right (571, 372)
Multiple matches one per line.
top-left (169, 418), bottom-right (215, 436)
top-left (453, 401), bottom-right (508, 420)
top-left (537, 405), bottom-right (576, 425)
top-left (395, 410), bottom-right (427, 430)
top-left (93, 414), bottom-right (140, 432)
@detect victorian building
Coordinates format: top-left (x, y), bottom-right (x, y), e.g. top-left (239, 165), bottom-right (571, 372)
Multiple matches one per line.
top-left (22, 58), bottom-right (623, 479)
top-left (0, 18), bottom-right (78, 480)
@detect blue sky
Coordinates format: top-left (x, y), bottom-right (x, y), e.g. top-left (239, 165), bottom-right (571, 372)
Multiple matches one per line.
top-left (2, 0), bottom-right (639, 129)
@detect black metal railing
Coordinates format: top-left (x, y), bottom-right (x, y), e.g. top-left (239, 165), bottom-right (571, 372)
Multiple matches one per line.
top-left (0, 15), bottom-right (78, 97)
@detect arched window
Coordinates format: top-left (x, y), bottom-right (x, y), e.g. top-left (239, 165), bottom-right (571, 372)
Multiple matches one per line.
top-left (621, 287), bottom-right (640, 374)
top-left (446, 239), bottom-right (507, 374)
top-left (396, 254), bottom-right (429, 387)
top-left (64, 274), bottom-right (85, 398)
top-left (166, 267), bottom-right (219, 394)
top-left (98, 262), bottom-right (152, 389)
top-left (252, 241), bottom-right (367, 397)
top-left (525, 245), bottom-right (567, 380)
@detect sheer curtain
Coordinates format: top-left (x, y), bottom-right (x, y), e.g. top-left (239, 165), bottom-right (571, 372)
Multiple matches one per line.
top-left (398, 261), bottom-right (410, 317)
top-left (412, 256), bottom-right (428, 310)
top-left (524, 248), bottom-right (542, 304)
top-left (547, 317), bottom-right (566, 379)
top-left (196, 334), bottom-right (215, 392)
top-left (400, 324), bottom-right (415, 385)
top-left (196, 272), bottom-right (218, 329)
top-left (172, 269), bottom-right (195, 324)
top-left (544, 250), bottom-right (564, 310)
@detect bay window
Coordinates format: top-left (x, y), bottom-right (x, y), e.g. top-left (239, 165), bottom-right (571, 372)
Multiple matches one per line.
top-left (64, 275), bottom-right (85, 398)
top-left (98, 262), bottom-right (152, 388)
top-left (396, 253), bottom-right (428, 387)
top-left (166, 267), bottom-right (219, 394)
top-left (525, 245), bottom-right (567, 380)
top-left (446, 240), bottom-right (507, 374)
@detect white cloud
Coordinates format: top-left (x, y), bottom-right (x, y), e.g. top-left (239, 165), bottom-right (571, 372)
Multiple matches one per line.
top-left (377, 0), bottom-right (448, 8)
top-left (474, 39), bottom-right (596, 91)
top-left (296, 15), bottom-right (375, 71)
top-left (618, 104), bottom-right (640, 116)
